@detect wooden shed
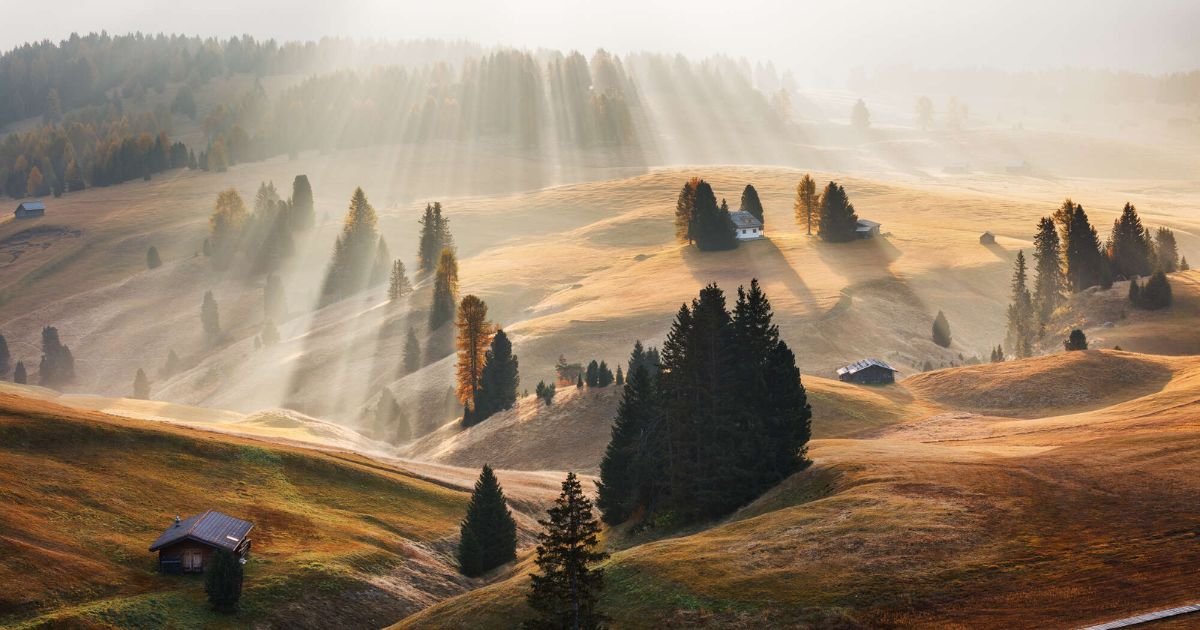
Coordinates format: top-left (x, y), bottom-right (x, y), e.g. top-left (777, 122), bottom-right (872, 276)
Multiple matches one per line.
top-left (149, 510), bottom-right (253, 573)
top-left (980, 231), bottom-right (996, 245)
top-left (14, 200), bottom-right (45, 219)
top-left (836, 358), bottom-right (898, 385)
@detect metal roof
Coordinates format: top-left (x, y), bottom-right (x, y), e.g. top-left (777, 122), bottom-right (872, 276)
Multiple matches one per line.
top-left (149, 510), bottom-right (253, 552)
top-left (16, 200), bottom-right (45, 211)
top-left (836, 358), bottom-right (897, 376)
top-left (855, 219), bottom-right (881, 231)
top-left (729, 210), bottom-right (763, 229)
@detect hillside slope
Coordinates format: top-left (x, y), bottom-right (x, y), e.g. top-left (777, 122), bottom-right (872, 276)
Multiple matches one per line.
top-left (0, 393), bottom-right (534, 629)
top-left (397, 350), bottom-right (1200, 629)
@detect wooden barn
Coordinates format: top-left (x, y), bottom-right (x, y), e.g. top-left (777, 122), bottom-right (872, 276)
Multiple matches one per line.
top-left (980, 231), bottom-right (996, 245)
top-left (836, 358), bottom-right (898, 385)
top-left (13, 200), bottom-right (45, 219)
top-left (149, 510), bottom-right (253, 573)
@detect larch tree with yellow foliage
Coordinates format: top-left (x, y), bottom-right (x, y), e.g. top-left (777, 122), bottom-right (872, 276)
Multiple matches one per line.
top-left (455, 294), bottom-right (493, 420)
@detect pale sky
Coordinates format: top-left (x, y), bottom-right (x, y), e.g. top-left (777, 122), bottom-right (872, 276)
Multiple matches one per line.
top-left (2, 0), bottom-right (1198, 76)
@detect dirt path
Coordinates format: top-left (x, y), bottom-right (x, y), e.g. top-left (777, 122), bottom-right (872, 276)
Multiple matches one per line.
top-left (1079, 603), bottom-right (1200, 630)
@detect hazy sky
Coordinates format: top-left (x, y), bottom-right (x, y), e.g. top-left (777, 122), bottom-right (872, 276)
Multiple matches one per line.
top-left (2, 0), bottom-right (1198, 76)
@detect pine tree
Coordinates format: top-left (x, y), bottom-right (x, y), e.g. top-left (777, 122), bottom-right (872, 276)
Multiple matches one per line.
top-left (1032, 216), bottom-right (1064, 327)
top-left (290, 175), bottom-right (314, 231)
top-left (1107, 203), bottom-right (1154, 279)
top-left (1155, 227), bottom-right (1179, 272)
top-left (1181, 256), bottom-right (1190, 271)
top-left (417, 202), bottom-right (453, 272)
top-left (1128, 278), bottom-right (1141, 306)
top-left (0, 333), bottom-right (9, 378)
top-left (162, 349), bottom-right (180, 378)
top-left (851, 98), bottom-right (871, 129)
top-left (690, 180), bottom-right (736, 251)
top-left (674, 178), bottom-right (699, 244)
top-left (1055, 199), bottom-right (1104, 292)
top-left (1006, 251), bottom-right (1035, 358)
top-left (576, 373), bottom-right (583, 388)
top-left (456, 295), bottom-right (493, 415)
top-left (597, 361), bottom-right (613, 387)
top-left (205, 548), bottom-right (243, 613)
top-left (403, 327), bottom-right (422, 374)
top-left (201, 291), bottom-right (220, 341)
top-left (525, 472), bottom-right (608, 630)
top-left (585, 360), bottom-right (599, 387)
top-left (740, 184), bottom-right (764, 223)
top-left (429, 248), bottom-right (459, 329)
top-left (264, 273), bottom-right (287, 321)
top-left (458, 465), bottom-right (518, 577)
top-left (146, 246), bottom-right (162, 269)
top-left (471, 329), bottom-right (519, 425)
top-left (132, 368), bottom-right (150, 399)
top-left (388, 259), bottom-right (412, 301)
top-left (615, 365), bottom-right (623, 385)
top-left (14, 361), bottom-right (26, 384)
top-left (1064, 329), bottom-right (1088, 351)
top-left (817, 181), bottom-right (859, 242)
top-left (597, 358), bottom-right (659, 525)
top-left (794, 173), bottom-right (818, 235)
top-left (323, 187), bottom-right (390, 302)
top-left (535, 380), bottom-right (557, 406)
top-left (1138, 271), bottom-right (1173, 310)
top-left (37, 326), bottom-right (75, 387)
top-left (932, 310), bottom-right (952, 348)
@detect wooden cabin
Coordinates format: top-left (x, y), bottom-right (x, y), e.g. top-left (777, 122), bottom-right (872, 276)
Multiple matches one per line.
top-left (979, 231), bottom-right (996, 245)
top-left (149, 510), bottom-right (253, 573)
top-left (837, 358), bottom-right (898, 385)
top-left (14, 200), bottom-right (45, 219)
top-left (855, 219), bottom-right (881, 239)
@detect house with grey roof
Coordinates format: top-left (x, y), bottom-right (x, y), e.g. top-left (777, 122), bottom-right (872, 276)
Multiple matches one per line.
top-left (149, 510), bottom-right (253, 573)
top-left (729, 210), bottom-right (764, 241)
top-left (836, 358), bottom-right (898, 385)
top-left (14, 200), bottom-right (45, 219)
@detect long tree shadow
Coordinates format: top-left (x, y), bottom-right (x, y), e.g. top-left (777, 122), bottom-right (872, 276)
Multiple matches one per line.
top-left (679, 237), bottom-right (820, 311)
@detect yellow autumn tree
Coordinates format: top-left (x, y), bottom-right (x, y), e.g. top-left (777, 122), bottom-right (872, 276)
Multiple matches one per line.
top-left (455, 294), bottom-right (493, 410)
top-left (209, 189), bottom-right (248, 270)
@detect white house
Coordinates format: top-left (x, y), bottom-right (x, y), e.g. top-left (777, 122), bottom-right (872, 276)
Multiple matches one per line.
top-left (729, 211), bottom-right (764, 240)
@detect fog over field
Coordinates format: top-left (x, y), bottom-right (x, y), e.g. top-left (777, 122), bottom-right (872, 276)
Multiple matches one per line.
top-left (1, 3), bottom-right (1199, 628)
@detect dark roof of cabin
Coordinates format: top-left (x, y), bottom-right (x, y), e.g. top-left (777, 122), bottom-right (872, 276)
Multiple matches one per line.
top-left (149, 510), bottom-right (253, 552)
top-left (729, 210), bottom-right (763, 229)
top-left (855, 219), bottom-right (881, 231)
top-left (16, 200), bottom-right (44, 211)
top-left (836, 358), bottom-right (897, 376)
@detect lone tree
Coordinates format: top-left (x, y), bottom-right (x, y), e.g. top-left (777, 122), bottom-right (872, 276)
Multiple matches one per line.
top-left (0, 333), bottom-right (9, 378)
top-left (535, 380), bottom-right (556, 406)
top-left (851, 98), bottom-right (871, 129)
top-left (205, 548), bottom-right (244, 613)
top-left (402, 327), bottom-right (422, 374)
top-left (417, 202), bottom-right (453, 272)
top-left (1064, 329), bottom-right (1088, 351)
top-left (14, 361), bottom-right (27, 384)
top-left (429, 248), bottom-right (459, 329)
top-left (146, 246), bottom-right (162, 269)
top-left (201, 291), bottom-right (221, 341)
top-left (1155, 227), bottom-right (1179, 272)
top-left (132, 368), bottom-right (150, 399)
top-left (457, 465), bottom-right (518, 577)
top-left (817, 181), bottom-right (859, 242)
top-left (525, 472), bottom-right (608, 630)
top-left (388, 259), bottom-right (412, 301)
top-left (931, 311), bottom-right (952, 348)
top-left (456, 295), bottom-right (493, 419)
top-left (209, 189), bottom-right (248, 271)
top-left (739, 184), bottom-right (764, 223)
top-left (1006, 250), bottom-right (1035, 358)
top-left (794, 173), bottom-right (818, 235)
top-left (290, 175), bottom-right (314, 231)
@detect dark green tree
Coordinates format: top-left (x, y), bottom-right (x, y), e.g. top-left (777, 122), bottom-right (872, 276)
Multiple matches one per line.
top-left (597, 361), bottom-right (613, 387)
top-left (132, 368), bottom-right (150, 399)
top-left (1181, 256), bottom-right (1190, 271)
top-left (1137, 271), bottom-right (1173, 310)
top-left (204, 548), bottom-right (244, 613)
top-left (1006, 251), bottom-right (1035, 358)
top-left (470, 329), bottom-right (520, 425)
top-left (403, 327), bottom-right (422, 374)
top-left (1107, 203), bottom-right (1154, 279)
top-left (1032, 217), bottom-right (1064, 327)
top-left (429, 248), bottom-right (459, 329)
top-left (1155, 227), bottom-right (1179, 272)
top-left (1064, 329), bottom-right (1088, 351)
top-left (1054, 199), bottom-right (1104, 292)
top-left (14, 361), bottom-right (27, 384)
top-left (0, 333), bottom-right (9, 378)
top-left (817, 181), bottom-right (859, 242)
top-left (37, 326), bottom-right (75, 387)
top-left (615, 365), bottom-right (623, 386)
top-left (690, 180), bottom-right (737, 251)
top-left (597, 358), bottom-right (659, 525)
top-left (146, 246), bottom-right (162, 269)
top-left (458, 465), bottom-right (518, 577)
top-left (525, 472), bottom-right (608, 630)
top-left (932, 310), bottom-right (952, 348)
top-left (290, 175), bottom-right (314, 231)
top-left (417, 202), bottom-right (453, 272)
top-left (585, 360), bottom-right (599, 387)
top-left (740, 184), bottom-right (764, 223)
top-left (388, 259), bottom-right (413, 301)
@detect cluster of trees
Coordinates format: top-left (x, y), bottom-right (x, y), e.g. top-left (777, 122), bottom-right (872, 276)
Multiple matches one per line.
top-left (790, 175), bottom-right (861, 242)
top-left (206, 175), bottom-right (313, 275)
top-left (321, 187), bottom-right (391, 303)
top-left (1005, 200), bottom-right (1186, 358)
top-left (456, 296), bottom-right (520, 427)
top-left (583, 360), bottom-right (615, 388)
top-left (0, 333), bottom-right (27, 385)
top-left (673, 177), bottom-right (736, 250)
top-left (417, 202), bottom-right (454, 272)
top-left (1129, 271), bottom-right (1173, 310)
top-left (989, 345), bottom-right (1006, 363)
top-left (597, 280), bottom-right (812, 526)
top-left (38, 326), bottom-right (76, 388)
top-left (534, 380), bottom-right (557, 406)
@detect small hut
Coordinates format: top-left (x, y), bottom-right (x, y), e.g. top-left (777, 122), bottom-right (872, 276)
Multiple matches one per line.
top-left (14, 200), bottom-right (45, 219)
top-left (149, 510), bottom-right (253, 573)
top-left (836, 359), bottom-right (898, 385)
top-left (979, 231), bottom-right (996, 245)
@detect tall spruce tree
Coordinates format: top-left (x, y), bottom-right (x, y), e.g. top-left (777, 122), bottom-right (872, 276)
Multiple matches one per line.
top-left (817, 181), bottom-right (859, 242)
top-left (525, 472), bottom-right (608, 630)
top-left (429, 248), bottom-right (459, 329)
top-left (0, 333), bottom-right (9, 379)
top-left (402, 327), bottom-right (422, 374)
top-left (1155, 227), bottom-right (1179, 272)
top-left (323, 187), bottom-right (390, 303)
top-left (38, 326), bottom-right (75, 387)
top-left (205, 548), bottom-right (243, 613)
top-left (740, 184), bottom-right (764, 223)
top-left (417, 202), bottom-right (453, 272)
top-left (585, 360), bottom-right (599, 387)
top-left (794, 173), bottom-right (818, 235)
top-left (132, 368), bottom-right (150, 399)
top-left (290, 175), bottom-right (314, 231)
top-left (674, 177), bottom-right (699, 244)
top-left (932, 310), bottom-right (952, 347)
top-left (388, 259), bottom-right (412, 301)
top-left (1107, 203), bottom-right (1154, 279)
top-left (1006, 251), bottom-right (1035, 358)
top-left (470, 329), bottom-right (519, 425)
top-left (458, 465), bottom-right (518, 577)
top-left (690, 180), bottom-right (737, 251)
top-left (14, 361), bottom-right (26, 384)
top-left (1032, 216), bottom-right (1064, 327)
top-left (1054, 199), bottom-right (1104, 292)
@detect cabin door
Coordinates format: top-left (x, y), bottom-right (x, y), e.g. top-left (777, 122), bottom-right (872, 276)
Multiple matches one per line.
top-left (184, 549), bottom-right (203, 572)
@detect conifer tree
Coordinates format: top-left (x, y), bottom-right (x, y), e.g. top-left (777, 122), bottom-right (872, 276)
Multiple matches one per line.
top-left (1032, 217), bottom-right (1064, 327)
top-left (388, 259), bottom-right (412, 301)
top-left (37, 326), bottom-right (75, 387)
top-left (1006, 251), bottom-right (1035, 358)
top-left (1128, 278), bottom-right (1141, 306)
top-left (740, 184), bottom-right (764, 223)
top-left (429, 248), bottom-right (459, 329)
top-left (458, 465), bottom-right (518, 577)
top-left (403, 327), bottom-right (422, 374)
top-left (209, 189), bottom-right (248, 270)
top-left (1054, 199), bottom-right (1104, 292)
top-left (535, 380), bottom-right (557, 406)
top-left (205, 548), bottom-right (243, 613)
top-left (132, 368), bottom-right (150, 399)
top-left (1064, 329), bottom-right (1088, 351)
top-left (456, 295), bottom-right (493, 416)
top-left (323, 187), bottom-right (390, 302)
top-left (525, 472), bottom-right (608, 630)
top-left (375, 387), bottom-right (406, 439)
top-left (585, 360), bottom-right (599, 387)
top-left (597, 358), bottom-right (659, 525)
top-left (794, 173), bottom-right (818, 235)
top-left (471, 329), bottom-right (519, 425)
top-left (932, 310), bottom-right (952, 348)
top-left (0, 333), bottom-right (9, 379)
top-left (1181, 256), bottom-right (1190, 271)
top-left (1107, 203), bottom-right (1154, 279)
top-left (264, 273), bottom-right (287, 321)
top-left (417, 202), bottom-right (453, 272)
top-left (597, 361), bottom-right (613, 387)
top-left (290, 175), bottom-right (314, 231)
top-left (615, 365), bottom-right (623, 385)
top-left (576, 373), bottom-right (583, 388)
top-left (162, 349), bottom-right (180, 378)
top-left (1155, 227), bottom-right (1179, 272)
top-left (1137, 271), bottom-right (1173, 310)
top-left (146, 246), bottom-right (162, 269)
top-left (817, 181), bottom-right (859, 242)
top-left (13, 361), bottom-right (26, 384)
top-left (690, 180), bottom-right (736, 251)
top-left (674, 177), bottom-right (699, 244)
top-left (201, 291), bottom-right (220, 341)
